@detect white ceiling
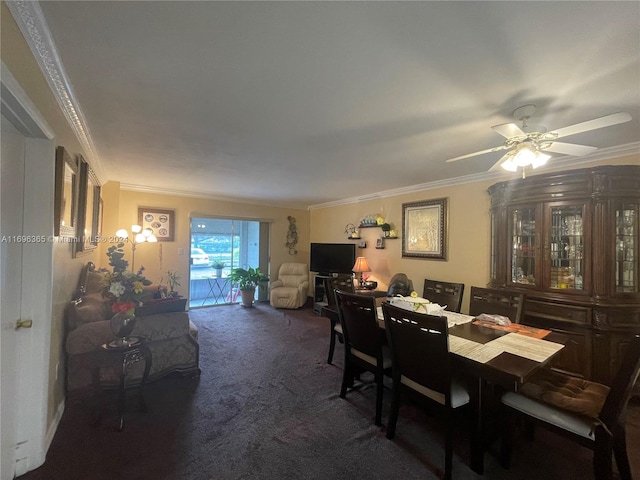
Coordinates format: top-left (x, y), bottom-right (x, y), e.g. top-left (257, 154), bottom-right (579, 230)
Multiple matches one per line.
top-left (14, 1), bottom-right (640, 208)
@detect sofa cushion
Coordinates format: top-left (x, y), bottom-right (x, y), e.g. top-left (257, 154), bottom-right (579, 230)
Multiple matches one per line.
top-left (68, 294), bottom-right (111, 330)
top-left (66, 320), bottom-right (113, 355)
top-left (85, 270), bottom-right (107, 295)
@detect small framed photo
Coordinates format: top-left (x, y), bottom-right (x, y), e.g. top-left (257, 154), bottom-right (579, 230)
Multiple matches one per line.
top-left (376, 238), bottom-right (385, 249)
top-left (402, 198), bottom-right (447, 260)
top-left (138, 207), bottom-right (175, 242)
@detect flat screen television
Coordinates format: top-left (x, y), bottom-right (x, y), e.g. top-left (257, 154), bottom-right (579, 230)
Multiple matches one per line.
top-left (310, 243), bottom-right (356, 275)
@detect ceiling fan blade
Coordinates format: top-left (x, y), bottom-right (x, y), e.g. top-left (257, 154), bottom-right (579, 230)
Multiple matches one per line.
top-left (488, 152), bottom-right (512, 172)
top-left (492, 123), bottom-right (525, 139)
top-left (446, 145), bottom-right (509, 163)
top-left (542, 142), bottom-right (598, 156)
top-left (550, 112), bottom-right (631, 139)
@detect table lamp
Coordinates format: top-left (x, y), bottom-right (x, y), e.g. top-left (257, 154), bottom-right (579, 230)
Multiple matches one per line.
top-left (352, 256), bottom-right (371, 288)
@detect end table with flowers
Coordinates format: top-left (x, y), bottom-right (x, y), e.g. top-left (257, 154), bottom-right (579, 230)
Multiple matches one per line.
top-left (103, 244), bottom-right (152, 345)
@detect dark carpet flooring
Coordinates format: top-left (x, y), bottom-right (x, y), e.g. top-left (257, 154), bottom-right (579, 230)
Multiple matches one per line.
top-left (19, 304), bottom-right (639, 480)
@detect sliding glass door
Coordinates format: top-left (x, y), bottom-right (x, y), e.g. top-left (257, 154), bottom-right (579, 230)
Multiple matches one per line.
top-left (189, 217), bottom-right (269, 307)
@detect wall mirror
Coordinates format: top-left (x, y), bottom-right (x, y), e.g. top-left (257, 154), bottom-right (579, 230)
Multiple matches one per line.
top-left (53, 146), bottom-right (78, 237)
top-left (75, 156), bottom-right (101, 255)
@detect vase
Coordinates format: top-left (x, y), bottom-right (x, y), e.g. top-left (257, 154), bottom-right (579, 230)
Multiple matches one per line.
top-left (110, 310), bottom-right (137, 346)
top-left (215, 268), bottom-right (223, 277)
top-left (239, 287), bottom-right (256, 307)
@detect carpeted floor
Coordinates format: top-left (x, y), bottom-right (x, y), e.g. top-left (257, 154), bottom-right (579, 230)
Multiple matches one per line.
top-left (19, 304), bottom-right (640, 480)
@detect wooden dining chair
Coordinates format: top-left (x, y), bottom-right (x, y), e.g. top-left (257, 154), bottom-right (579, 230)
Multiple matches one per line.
top-left (324, 274), bottom-right (355, 364)
top-left (381, 302), bottom-right (471, 480)
top-left (335, 290), bottom-right (391, 426)
top-left (468, 286), bottom-right (524, 323)
top-left (422, 279), bottom-right (465, 313)
top-left (501, 334), bottom-right (640, 480)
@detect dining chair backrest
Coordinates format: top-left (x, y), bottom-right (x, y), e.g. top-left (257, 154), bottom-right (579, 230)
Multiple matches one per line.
top-left (324, 275), bottom-right (355, 309)
top-left (599, 335), bottom-right (640, 430)
top-left (422, 279), bottom-right (465, 313)
top-left (382, 302), bottom-right (451, 403)
top-left (335, 290), bottom-right (382, 358)
top-left (469, 286), bottom-right (524, 323)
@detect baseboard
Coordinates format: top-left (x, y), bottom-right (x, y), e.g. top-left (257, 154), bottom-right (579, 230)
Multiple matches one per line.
top-left (45, 398), bottom-right (65, 452)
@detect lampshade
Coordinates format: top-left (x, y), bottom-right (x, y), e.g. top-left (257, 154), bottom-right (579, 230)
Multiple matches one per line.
top-left (352, 257), bottom-right (371, 273)
top-left (501, 145), bottom-right (551, 175)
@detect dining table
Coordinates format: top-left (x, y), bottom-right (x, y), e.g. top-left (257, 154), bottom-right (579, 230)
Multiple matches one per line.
top-left (374, 306), bottom-right (566, 474)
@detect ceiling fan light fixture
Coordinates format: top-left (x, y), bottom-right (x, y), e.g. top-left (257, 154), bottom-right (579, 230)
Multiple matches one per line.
top-left (531, 151), bottom-right (551, 169)
top-left (500, 146), bottom-right (550, 173)
top-left (500, 156), bottom-right (519, 172)
top-left (512, 146), bottom-right (538, 167)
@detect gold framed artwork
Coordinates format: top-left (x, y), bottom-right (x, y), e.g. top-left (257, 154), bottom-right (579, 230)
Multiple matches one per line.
top-left (53, 146), bottom-right (78, 238)
top-left (75, 156), bottom-right (101, 255)
top-left (138, 207), bottom-right (175, 242)
top-left (402, 198), bottom-right (448, 260)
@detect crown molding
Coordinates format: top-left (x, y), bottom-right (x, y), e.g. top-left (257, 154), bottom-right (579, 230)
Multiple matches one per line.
top-left (308, 142), bottom-right (640, 210)
top-left (119, 183), bottom-right (310, 211)
top-left (6, 0), bottom-right (106, 184)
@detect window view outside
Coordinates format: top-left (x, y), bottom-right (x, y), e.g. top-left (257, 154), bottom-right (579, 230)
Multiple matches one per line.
top-left (190, 217), bottom-right (261, 307)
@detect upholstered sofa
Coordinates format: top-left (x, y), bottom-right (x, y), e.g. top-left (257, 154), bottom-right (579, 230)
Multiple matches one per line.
top-left (65, 262), bottom-right (200, 395)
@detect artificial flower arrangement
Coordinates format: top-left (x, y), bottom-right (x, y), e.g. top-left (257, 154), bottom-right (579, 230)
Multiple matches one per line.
top-left (102, 243), bottom-right (152, 314)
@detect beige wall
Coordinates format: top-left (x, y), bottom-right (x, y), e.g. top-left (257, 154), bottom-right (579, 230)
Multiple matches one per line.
top-left (311, 180), bottom-right (494, 313)
top-left (2, 2), bottom-right (96, 425)
top-left (97, 186), bottom-right (311, 293)
top-left (310, 155), bottom-right (640, 314)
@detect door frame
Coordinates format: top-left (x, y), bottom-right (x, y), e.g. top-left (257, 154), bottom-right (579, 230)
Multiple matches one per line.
top-left (1, 61), bottom-right (55, 477)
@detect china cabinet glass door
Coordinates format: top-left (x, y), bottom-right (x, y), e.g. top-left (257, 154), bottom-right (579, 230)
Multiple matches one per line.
top-left (547, 203), bottom-right (587, 291)
top-left (510, 207), bottom-right (538, 286)
top-left (615, 202), bottom-right (638, 293)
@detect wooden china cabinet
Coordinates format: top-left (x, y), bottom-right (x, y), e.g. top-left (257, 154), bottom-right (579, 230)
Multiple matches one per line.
top-left (488, 165), bottom-right (640, 386)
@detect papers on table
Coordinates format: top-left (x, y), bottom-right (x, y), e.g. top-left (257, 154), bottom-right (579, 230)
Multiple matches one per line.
top-left (449, 336), bottom-right (503, 364)
top-left (376, 307), bottom-right (473, 329)
top-left (443, 311), bottom-right (474, 327)
top-left (377, 306), bottom-right (564, 365)
top-left (449, 332), bottom-right (564, 364)
top-left (487, 333), bottom-right (564, 363)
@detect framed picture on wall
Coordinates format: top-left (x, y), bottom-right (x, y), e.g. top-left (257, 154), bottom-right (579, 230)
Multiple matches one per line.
top-left (74, 156), bottom-right (101, 255)
top-left (138, 207), bottom-right (175, 242)
top-left (402, 198), bottom-right (448, 260)
top-left (53, 146), bottom-right (78, 238)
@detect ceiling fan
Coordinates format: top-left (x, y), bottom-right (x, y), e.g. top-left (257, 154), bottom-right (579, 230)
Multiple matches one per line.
top-left (446, 104), bottom-right (632, 177)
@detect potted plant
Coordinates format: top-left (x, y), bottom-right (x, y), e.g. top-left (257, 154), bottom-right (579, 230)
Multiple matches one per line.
top-left (212, 260), bottom-right (225, 277)
top-left (166, 270), bottom-right (181, 297)
top-left (227, 266), bottom-right (269, 307)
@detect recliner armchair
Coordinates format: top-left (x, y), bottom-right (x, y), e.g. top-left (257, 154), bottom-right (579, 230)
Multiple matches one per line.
top-left (269, 263), bottom-right (309, 309)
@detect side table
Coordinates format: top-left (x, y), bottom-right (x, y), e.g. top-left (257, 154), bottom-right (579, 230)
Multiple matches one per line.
top-left (92, 336), bottom-right (152, 431)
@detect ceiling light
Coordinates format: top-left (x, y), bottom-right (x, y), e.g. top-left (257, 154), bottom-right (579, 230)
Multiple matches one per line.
top-left (501, 144), bottom-right (551, 177)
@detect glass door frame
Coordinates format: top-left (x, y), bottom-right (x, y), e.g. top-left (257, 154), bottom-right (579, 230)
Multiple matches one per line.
top-left (542, 200), bottom-right (591, 294)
